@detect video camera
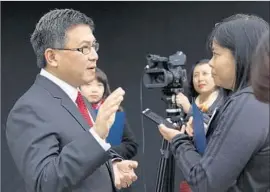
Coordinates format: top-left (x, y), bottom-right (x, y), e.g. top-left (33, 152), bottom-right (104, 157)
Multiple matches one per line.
top-left (143, 51), bottom-right (188, 98)
top-left (141, 51), bottom-right (188, 192)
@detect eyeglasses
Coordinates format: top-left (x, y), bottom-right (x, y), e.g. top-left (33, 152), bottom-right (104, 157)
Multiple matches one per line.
top-left (54, 41), bottom-right (99, 55)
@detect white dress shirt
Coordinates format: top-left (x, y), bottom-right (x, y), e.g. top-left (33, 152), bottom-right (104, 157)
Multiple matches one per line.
top-left (40, 69), bottom-right (111, 151)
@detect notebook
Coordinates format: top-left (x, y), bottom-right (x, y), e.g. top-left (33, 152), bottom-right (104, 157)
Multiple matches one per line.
top-left (192, 102), bottom-right (207, 155)
top-left (94, 110), bottom-right (125, 146)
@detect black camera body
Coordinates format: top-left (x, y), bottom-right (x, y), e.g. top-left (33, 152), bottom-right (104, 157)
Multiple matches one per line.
top-left (143, 51), bottom-right (187, 89)
top-left (143, 51), bottom-right (187, 97)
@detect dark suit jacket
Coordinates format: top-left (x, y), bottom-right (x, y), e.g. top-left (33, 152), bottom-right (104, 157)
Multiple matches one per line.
top-left (6, 75), bottom-right (119, 192)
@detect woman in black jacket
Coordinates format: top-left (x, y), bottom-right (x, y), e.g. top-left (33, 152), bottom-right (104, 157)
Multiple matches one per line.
top-left (158, 14), bottom-right (269, 192)
top-left (80, 67), bottom-right (138, 160)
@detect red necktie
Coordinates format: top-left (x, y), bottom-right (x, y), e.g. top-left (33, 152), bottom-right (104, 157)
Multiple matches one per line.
top-left (180, 181), bottom-right (191, 192)
top-left (76, 92), bottom-right (94, 127)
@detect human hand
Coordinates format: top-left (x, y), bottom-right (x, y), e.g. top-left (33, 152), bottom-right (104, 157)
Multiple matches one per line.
top-left (184, 116), bottom-right (194, 137)
top-left (113, 160), bottom-right (138, 189)
top-left (175, 92), bottom-right (191, 113)
top-left (158, 123), bottom-right (186, 142)
top-left (94, 87), bottom-right (125, 139)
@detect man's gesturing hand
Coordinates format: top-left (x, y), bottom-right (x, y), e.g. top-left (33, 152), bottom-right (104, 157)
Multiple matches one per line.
top-left (93, 87), bottom-right (125, 139)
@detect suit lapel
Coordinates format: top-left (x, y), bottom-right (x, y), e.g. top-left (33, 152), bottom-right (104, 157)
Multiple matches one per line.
top-left (60, 98), bottom-right (91, 132)
top-left (35, 74), bottom-right (91, 132)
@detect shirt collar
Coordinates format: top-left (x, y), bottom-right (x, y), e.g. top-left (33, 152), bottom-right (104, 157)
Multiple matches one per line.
top-left (40, 69), bottom-right (78, 103)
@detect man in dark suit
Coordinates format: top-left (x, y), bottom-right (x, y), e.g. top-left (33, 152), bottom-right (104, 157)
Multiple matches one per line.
top-left (6, 8), bottom-right (138, 192)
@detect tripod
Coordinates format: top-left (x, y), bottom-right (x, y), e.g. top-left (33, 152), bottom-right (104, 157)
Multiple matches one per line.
top-left (155, 92), bottom-right (185, 192)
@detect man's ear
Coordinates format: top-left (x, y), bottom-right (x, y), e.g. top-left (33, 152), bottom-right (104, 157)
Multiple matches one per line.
top-left (44, 48), bottom-right (58, 67)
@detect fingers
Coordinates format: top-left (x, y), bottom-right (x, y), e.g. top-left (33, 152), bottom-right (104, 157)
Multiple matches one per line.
top-left (114, 176), bottom-right (121, 189)
top-left (158, 124), bottom-right (167, 136)
top-left (113, 87), bottom-right (125, 95)
top-left (123, 170), bottom-right (137, 184)
top-left (101, 106), bottom-right (118, 120)
top-left (116, 169), bottom-right (138, 189)
top-left (159, 124), bottom-right (183, 142)
top-left (120, 174), bottom-right (130, 188)
top-left (158, 124), bottom-right (169, 129)
top-left (186, 117), bottom-right (194, 136)
top-left (94, 88), bottom-right (125, 139)
top-left (175, 93), bottom-right (190, 112)
top-left (116, 160), bottom-right (138, 173)
top-left (106, 95), bottom-right (124, 109)
top-left (158, 125), bottom-right (166, 139)
top-left (104, 87), bottom-right (125, 105)
top-left (176, 92), bottom-right (186, 100)
top-left (100, 87), bottom-right (125, 116)
top-left (188, 116), bottom-right (193, 125)
top-left (176, 92), bottom-right (183, 97)
top-left (158, 124), bottom-right (175, 135)
top-left (129, 171), bottom-right (138, 182)
top-left (122, 173), bottom-right (137, 188)
top-left (180, 124), bottom-right (186, 133)
top-left (102, 97), bottom-right (123, 114)
top-left (127, 160), bottom-right (138, 169)
top-left (186, 126), bottom-right (193, 137)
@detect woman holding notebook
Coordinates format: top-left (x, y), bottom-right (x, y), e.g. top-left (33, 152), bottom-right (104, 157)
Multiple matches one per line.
top-left (80, 67), bottom-right (138, 160)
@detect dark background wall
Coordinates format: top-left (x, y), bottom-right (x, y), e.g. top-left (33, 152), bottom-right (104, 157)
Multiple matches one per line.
top-left (1, 2), bottom-right (269, 192)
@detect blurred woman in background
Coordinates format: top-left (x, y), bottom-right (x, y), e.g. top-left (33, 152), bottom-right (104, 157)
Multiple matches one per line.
top-left (80, 68), bottom-right (138, 160)
top-left (175, 59), bottom-right (225, 127)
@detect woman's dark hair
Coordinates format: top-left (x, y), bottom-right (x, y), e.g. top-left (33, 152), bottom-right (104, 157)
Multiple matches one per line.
top-left (94, 68), bottom-right (123, 111)
top-left (208, 14), bottom-right (269, 91)
top-left (251, 31), bottom-right (270, 103)
top-left (94, 67), bottom-right (112, 99)
top-left (188, 59), bottom-right (211, 99)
